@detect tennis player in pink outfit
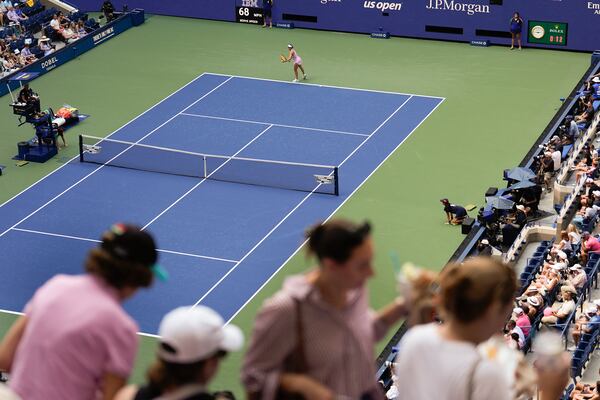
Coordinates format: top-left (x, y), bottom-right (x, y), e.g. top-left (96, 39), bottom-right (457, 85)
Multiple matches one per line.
top-left (285, 43), bottom-right (307, 82)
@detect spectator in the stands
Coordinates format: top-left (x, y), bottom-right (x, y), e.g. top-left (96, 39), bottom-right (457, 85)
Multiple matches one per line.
top-left (49, 12), bottom-right (60, 30)
top-left (582, 231), bottom-right (600, 264)
top-left (476, 239), bottom-right (502, 257)
top-left (572, 199), bottom-right (596, 230)
top-left (19, 43), bottom-right (36, 64)
top-left (242, 219), bottom-right (409, 400)
top-left (526, 297), bottom-right (541, 319)
top-left (509, 332), bottom-right (521, 350)
top-left (518, 188), bottom-right (540, 215)
top-left (6, 5), bottom-right (26, 24)
top-left (573, 160), bottom-right (598, 184)
top-left (542, 249), bottom-right (568, 274)
top-left (62, 21), bottom-right (78, 42)
top-left (0, 223), bottom-right (163, 400)
top-left (513, 307), bottom-right (531, 337)
top-left (549, 136), bottom-right (563, 155)
top-left (504, 320), bottom-right (524, 349)
top-left (13, 3), bottom-right (26, 19)
top-left (38, 36), bottom-right (54, 56)
top-left (1, 53), bottom-right (17, 74)
top-left (519, 286), bottom-right (542, 311)
top-left (537, 269), bottom-right (560, 295)
top-left (551, 145), bottom-right (562, 171)
top-left (571, 381), bottom-right (600, 400)
top-left (101, 0), bottom-right (116, 22)
top-left (570, 381), bottom-right (600, 400)
top-left (440, 198), bottom-right (467, 225)
top-left (567, 264), bottom-right (587, 291)
top-left (514, 204), bottom-right (527, 227)
top-left (541, 286), bottom-right (576, 327)
top-left (591, 190), bottom-right (600, 208)
top-left (114, 305), bottom-right (244, 400)
top-left (555, 230), bottom-right (573, 255)
top-left (566, 115), bottom-right (580, 139)
top-left (394, 257), bottom-right (569, 400)
top-left (583, 307), bottom-right (600, 335)
top-left (0, 0), bottom-right (8, 26)
top-left (568, 225), bottom-right (582, 245)
top-left (76, 20), bottom-right (86, 36)
top-left (582, 178), bottom-right (600, 200)
top-left (540, 151), bottom-right (554, 191)
top-left (571, 305), bottom-right (599, 346)
top-left (12, 48), bottom-right (26, 67)
top-left (575, 95), bottom-right (595, 126)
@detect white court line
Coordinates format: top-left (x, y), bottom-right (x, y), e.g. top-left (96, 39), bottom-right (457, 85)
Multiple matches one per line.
top-left (225, 97), bottom-right (446, 324)
top-left (0, 72), bottom-right (211, 211)
top-left (0, 308), bottom-right (162, 338)
top-left (180, 112), bottom-right (370, 138)
top-left (192, 96), bottom-right (415, 309)
top-left (142, 124), bottom-right (274, 230)
top-left (0, 76), bottom-right (234, 240)
top-left (10, 227), bottom-right (239, 264)
top-left (206, 72), bottom-right (446, 100)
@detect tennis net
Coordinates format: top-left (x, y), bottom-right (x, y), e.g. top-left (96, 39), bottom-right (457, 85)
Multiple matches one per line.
top-left (78, 135), bottom-right (339, 195)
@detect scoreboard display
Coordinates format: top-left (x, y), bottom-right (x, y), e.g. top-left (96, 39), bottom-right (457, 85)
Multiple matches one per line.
top-left (527, 21), bottom-right (568, 46)
top-left (236, 6), bottom-right (264, 25)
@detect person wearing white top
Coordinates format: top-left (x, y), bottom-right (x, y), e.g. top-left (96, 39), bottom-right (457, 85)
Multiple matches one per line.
top-left (49, 14), bottom-right (59, 30)
top-left (394, 257), bottom-right (569, 400)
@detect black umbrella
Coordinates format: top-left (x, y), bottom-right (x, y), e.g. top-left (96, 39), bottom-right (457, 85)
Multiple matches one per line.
top-left (509, 180), bottom-right (537, 190)
top-left (486, 196), bottom-right (515, 210)
top-left (506, 167), bottom-right (536, 182)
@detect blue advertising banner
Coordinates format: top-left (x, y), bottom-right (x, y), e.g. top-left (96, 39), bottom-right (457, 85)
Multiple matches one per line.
top-left (0, 12), bottom-right (138, 97)
top-left (71, 0), bottom-right (599, 51)
top-left (75, 0), bottom-right (235, 21)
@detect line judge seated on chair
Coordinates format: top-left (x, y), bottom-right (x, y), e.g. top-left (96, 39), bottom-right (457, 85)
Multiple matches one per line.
top-left (17, 83), bottom-right (40, 113)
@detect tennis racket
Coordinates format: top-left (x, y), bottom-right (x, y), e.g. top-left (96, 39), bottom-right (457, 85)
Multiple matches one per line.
top-left (279, 54), bottom-right (287, 63)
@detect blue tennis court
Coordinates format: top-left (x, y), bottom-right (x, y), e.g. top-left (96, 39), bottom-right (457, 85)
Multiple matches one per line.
top-left (0, 73), bottom-right (443, 334)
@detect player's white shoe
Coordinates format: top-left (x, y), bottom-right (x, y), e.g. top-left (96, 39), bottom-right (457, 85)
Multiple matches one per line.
top-left (293, 79), bottom-right (298, 82)
top-left (303, 74), bottom-right (307, 80)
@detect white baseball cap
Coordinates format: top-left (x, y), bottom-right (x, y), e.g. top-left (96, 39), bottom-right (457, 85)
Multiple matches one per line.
top-left (157, 306), bottom-right (244, 364)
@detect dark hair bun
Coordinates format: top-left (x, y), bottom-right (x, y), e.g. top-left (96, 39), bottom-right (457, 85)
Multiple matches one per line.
top-left (305, 219), bottom-right (371, 263)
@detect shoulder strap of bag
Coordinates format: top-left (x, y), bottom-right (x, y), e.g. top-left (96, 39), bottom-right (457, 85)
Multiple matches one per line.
top-left (291, 297), bottom-right (307, 372)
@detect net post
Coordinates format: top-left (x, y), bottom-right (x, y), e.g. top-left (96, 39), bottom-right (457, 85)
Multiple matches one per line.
top-left (334, 167), bottom-right (339, 196)
top-left (78, 135), bottom-right (83, 162)
top-left (203, 156), bottom-right (207, 178)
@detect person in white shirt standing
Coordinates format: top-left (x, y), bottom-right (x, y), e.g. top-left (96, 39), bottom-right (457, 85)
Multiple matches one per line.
top-left (551, 146), bottom-right (562, 172)
top-left (394, 257), bottom-right (569, 400)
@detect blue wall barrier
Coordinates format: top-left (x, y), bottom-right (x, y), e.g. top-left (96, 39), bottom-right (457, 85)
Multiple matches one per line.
top-left (72, 0), bottom-right (598, 51)
top-left (1, 10), bottom-right (141, 97)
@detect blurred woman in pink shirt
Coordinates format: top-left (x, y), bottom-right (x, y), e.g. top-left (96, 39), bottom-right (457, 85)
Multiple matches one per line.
top-left (0, 224), bottom-right (164, 400)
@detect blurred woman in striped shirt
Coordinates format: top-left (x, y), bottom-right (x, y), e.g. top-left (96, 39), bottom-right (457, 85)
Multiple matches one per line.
top-left (242, 219), bottom-right (408, 400)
